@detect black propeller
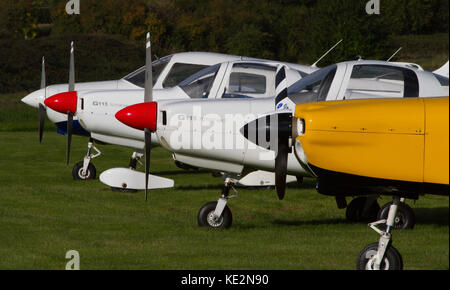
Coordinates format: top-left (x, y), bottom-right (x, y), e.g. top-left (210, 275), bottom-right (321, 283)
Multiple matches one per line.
top-left (274, 113), bottom-right (292, 200)
top-left (240, 65), bottom-right (293, 200)
top-left (67, 111), bottom-right (74, 165)
top-left (38, 57), bottom-right (46, 143)
top-left (144, 128), bottom-right (151, 201)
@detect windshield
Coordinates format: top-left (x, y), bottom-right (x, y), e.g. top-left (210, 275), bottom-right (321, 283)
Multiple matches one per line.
top-left (287, 64), bottom-right (337, 104)
top-left (179, 64), bottom-right (221, 98)
top-left (123, 55), bottom-right (172, 87)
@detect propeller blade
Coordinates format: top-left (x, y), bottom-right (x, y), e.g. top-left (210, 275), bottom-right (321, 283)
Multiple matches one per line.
top-left (275, 141), bottom-right (289, 200)
top-left (38, 103), bottom-right (46, 143)
top-left (40, 56), bottom-right (46, 89)
top-left (69, 41), bottom-right (75, 92)
top-left (144, 32), bottom-right (153, 103)
top-left (66, 111), bottom-right (73, 165)
top-left (144, 128), bottom-right (152, 201)
top-left (38, 57), bottom-right (47, 143)
top-left (275, 112), bottom-right (292, 200)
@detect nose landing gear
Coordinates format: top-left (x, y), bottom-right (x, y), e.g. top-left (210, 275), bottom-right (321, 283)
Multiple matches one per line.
top-left (197, 177), bottom-right (237, 229)
top-left (72, 138), bottom-right (101, 180)
top-left (357, 196), bottom-right (404, 270)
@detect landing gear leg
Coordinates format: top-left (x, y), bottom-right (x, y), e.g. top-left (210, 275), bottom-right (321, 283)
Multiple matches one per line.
top-left (357, 196), bottom-right (404, 270)
top-left (197, 177), bottom-right (237, 228)
top-left (72, 138), bottom-right (101, 180)
top-left (128, 152), bottom-right (143, 170)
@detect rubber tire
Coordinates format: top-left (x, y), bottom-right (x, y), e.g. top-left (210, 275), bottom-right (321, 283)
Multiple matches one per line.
top-left (377, 201), bottom-right (415, 230)
top-left (197, 201), bottom-right (232, 229)
top-left (357, 242), bottom-right (403, 270)
top-left (72, 161), bottom-right (96, 180)
top-left (346, 197), bottom-right (380, 223)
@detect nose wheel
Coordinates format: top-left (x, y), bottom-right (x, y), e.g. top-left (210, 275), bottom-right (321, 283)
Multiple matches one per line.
top-left (72, 161), bottom-right (96, 180)
top-left (197, 177), bottom-right (237, 229)
top-left (72, 138), bottom-right (101, 180)
top-left (357, 242), bottom-right (403, 270)
top-left (198, 201), bottom-right (233, 228)
top-left (357, 196), bottom-right (404, 270)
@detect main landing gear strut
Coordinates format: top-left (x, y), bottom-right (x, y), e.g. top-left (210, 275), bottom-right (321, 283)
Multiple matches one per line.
top-left (197, 177), bottom-right (237, 228)
top-left (72, 138), bottom-right (101, 180)
top-left (357, 196), bottom-right (404, 270)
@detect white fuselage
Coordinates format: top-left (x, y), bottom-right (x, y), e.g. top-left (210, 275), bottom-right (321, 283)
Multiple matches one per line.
top-left (76, 60), bottom-right (314, 148)
top-left (142, 61), bottom-right (449, 178)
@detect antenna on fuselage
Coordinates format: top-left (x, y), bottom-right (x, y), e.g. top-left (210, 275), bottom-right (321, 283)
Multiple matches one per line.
top-left (387, 47), bottom-right (402, 62)
top-left (311, 39), bottom-right (343, 68)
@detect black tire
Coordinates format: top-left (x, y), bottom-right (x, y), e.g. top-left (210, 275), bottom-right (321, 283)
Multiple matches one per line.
top-left (377, 201), bottom-right (415, 230)
top-left (346, 197), bottom-right (380, 223)
top-left (197, 201), bottom-right (232, 229)
top-left (72, 161), bottom-right (96, 180)
top-left (357, 242), bottom-right (403, 270)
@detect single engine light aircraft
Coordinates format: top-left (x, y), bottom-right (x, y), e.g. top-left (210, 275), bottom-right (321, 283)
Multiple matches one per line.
top-left (115, 57), bottom-right (449, 229)
top-left (271, 97), bottom-right (448, 270)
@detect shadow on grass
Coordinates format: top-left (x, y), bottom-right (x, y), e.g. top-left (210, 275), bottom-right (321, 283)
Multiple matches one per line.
top-left (175, 184), bottom-right (224, 191)
top-left (271, 218), bottom-right (349, 227)
top-left (152, 169), bottom-right (212, 176)
top-left (415, 207), bottom-right (449, 226)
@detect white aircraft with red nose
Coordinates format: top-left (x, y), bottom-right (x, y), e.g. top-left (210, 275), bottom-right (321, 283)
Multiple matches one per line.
top-left (43, 33), bottom-right (320, 188)
top-left (23, 40), bottom-right (278, 180)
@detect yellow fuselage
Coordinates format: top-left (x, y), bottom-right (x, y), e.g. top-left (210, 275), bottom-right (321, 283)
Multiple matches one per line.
top-left (294, 97), bottom-right (449, 187)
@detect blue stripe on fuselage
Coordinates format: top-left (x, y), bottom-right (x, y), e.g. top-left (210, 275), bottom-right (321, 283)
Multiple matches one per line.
top-left (56, 120), bottom-right (91, 137)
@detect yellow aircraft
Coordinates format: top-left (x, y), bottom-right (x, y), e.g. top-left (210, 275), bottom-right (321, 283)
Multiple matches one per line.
top-left (275, 96), bottom-right (448, 269)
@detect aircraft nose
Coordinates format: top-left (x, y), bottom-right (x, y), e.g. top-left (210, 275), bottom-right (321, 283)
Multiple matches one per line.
top-left (21, 89), bottom-right (46, 109)
top-left (44, 91), bottom-right (78, 114)
top-left (115, 102), bottom-right (158, 131)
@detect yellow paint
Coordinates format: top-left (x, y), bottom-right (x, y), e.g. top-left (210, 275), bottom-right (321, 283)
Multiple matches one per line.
top-left (423, 98), bottom-right (449, 184)
top-left (294, 97), bottom-right (449, 185)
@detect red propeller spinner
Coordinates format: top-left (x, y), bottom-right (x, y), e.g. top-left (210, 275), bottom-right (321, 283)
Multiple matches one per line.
top-left (44, 91), bottom-right (77, 115)
top-left (115, 102), bottom-right (158, 132)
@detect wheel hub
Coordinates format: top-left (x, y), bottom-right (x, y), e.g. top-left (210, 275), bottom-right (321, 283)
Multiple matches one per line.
top-left (206, 211), bottom-right (224, 228)
top-left (365, 250), bottom-right (390, 270)
top-left (78, 167), bottom-right (90, 179)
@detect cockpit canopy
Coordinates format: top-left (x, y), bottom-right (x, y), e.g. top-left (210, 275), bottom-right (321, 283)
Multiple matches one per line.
top-left (288, 62), bottom-right (449, 105)
top-left (123, 55), bottom-right (210, 89)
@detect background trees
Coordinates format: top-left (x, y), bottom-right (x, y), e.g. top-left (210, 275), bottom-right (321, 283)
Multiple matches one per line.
top-left (0, 0), bottom-right (448, 93)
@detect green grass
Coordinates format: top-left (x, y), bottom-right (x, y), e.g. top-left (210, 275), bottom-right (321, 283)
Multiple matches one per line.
top-left (0, 131), bottom-right (448, 270)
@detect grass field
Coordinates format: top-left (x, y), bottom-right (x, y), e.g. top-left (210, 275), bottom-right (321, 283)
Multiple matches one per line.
top-left (0, 92), bottom-right (448, 269)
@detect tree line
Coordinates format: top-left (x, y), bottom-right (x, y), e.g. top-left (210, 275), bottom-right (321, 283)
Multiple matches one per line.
top-left (0, 0), bottom-right (448, 65)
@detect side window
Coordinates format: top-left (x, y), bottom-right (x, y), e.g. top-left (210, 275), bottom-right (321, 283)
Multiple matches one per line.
top-left (178, 64), bottom-right (221, 99)
top-left (287, 65), bottom-right (337, 105)
top-left (124, 56), bottom-right (171, 88)
top-left (345, 65), bottom-right (419, 99)
top-left (224, 63), bottom-right (276, 98)
top-left (162, 63), bottom-right (209, 88)
top-left (229, 73), bottom-right (266, 94)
